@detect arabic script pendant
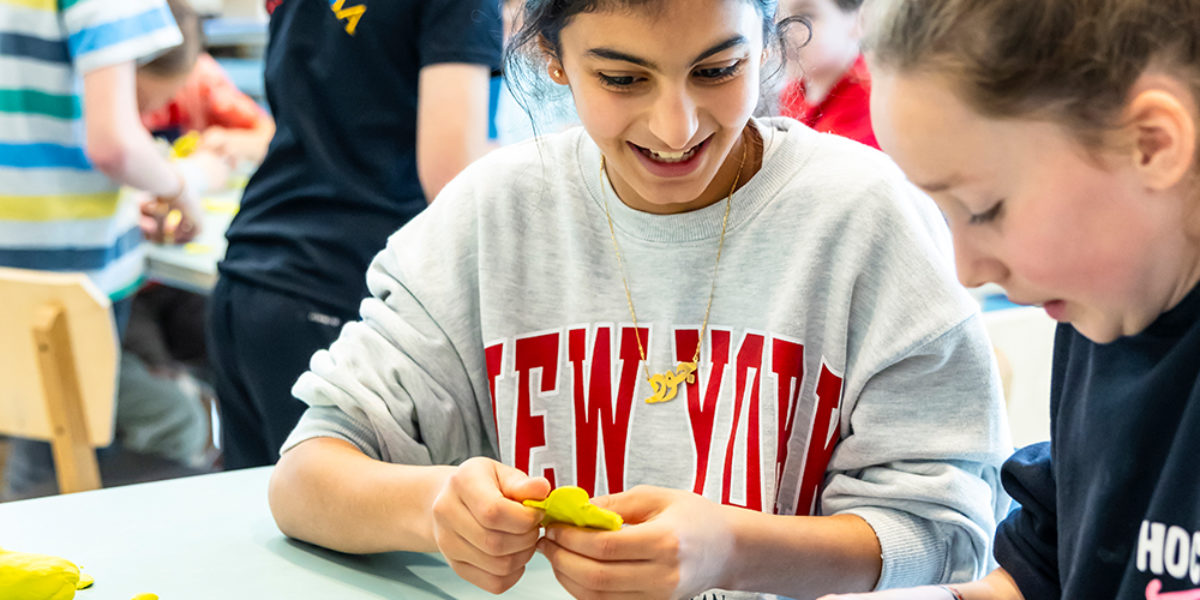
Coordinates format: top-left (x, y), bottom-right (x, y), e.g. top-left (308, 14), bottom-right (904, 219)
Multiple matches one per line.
top-left (645, 361), bottom-right (698, 404)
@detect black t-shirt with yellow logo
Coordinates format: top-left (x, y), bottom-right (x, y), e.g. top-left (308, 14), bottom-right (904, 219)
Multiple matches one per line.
top-left (221, 0), bottom-right (501, 313)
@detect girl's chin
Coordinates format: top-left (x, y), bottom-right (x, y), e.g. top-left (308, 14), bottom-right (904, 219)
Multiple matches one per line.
top-left (627, 180), bottom-right (711, 208)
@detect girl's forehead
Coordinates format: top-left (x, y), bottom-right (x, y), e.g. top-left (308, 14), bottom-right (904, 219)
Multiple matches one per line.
top-left (558, 0), bottom-right (764, 60)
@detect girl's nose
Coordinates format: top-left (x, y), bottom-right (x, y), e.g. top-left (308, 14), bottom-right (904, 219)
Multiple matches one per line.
top-left (647, 85), bottom-right (700, 151)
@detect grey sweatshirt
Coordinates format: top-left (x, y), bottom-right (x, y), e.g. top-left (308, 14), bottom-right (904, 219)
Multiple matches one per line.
top-left (283, 118), bottom-right (1013, 596)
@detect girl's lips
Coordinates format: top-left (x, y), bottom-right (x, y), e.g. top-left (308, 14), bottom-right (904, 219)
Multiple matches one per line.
top-left (1043, 299), bottom-right (1067, 321)
top-left (627, 136), bottom-right (712, 178)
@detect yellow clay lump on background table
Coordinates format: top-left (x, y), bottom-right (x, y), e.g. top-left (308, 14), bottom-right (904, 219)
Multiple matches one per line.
top-left (523, 486), bottom-right (623, 530)
top-left (0, 547), bottom-right (87, 600)
top-left (168, 131), bottom-right (200, 160)
top-left (0, 547), bottom-right (156, 600)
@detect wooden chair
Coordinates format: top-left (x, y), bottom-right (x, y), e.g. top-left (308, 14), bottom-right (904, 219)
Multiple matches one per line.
top-left (0, 267), bottom-right (118, 494)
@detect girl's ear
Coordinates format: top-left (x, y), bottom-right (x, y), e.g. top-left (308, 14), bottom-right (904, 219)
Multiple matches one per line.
top-left (547, 59), bottom-right (568, 85)
top-left (537, 36), bottom-right (569, 85)
top-left (1126, 81), bottom-right (1197, 192)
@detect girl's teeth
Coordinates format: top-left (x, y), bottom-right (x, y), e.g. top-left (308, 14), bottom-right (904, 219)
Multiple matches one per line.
top-left (648, 147), bottom-right (695, 163)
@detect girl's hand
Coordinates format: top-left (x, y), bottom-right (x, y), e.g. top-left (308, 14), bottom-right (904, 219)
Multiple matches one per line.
top-left (430, 457), bottom-right (550, 594)
top-left (537, 485), bottom-right (733, 600)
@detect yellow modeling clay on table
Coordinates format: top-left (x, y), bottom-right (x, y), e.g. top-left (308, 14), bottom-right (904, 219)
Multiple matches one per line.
top-left (0, 547), bottom-right (85, 600)
top-left (184, 242), bottom-right (214, 255)
top-left (202, 197), bottom-right (240, 215)
top-left (169, 131), bottom-right (200, 159)
top-left (523, 486), bottom-right (623, 530)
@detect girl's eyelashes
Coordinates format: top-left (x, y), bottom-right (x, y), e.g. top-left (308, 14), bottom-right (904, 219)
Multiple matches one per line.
top-left (595, 59), bottom-right (746, 90)
top-left (968, 200), bottom-right (1005, 225)
top-left (597, 72), bottom-right (641, 89)
top-left (693, 59), bottom-right (745, 83)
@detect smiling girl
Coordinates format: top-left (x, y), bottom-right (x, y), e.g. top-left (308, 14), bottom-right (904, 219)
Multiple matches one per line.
top-left (266, 1), bottom-right (1012, 598)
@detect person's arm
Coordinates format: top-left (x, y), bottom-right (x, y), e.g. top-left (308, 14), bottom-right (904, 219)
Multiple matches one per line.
top-left (270, 437), bottom-right (550, 593)
top-left (84, 60), bottom-right (203, 241)
top-left (415, 63), bottom-right (493, 201)
top-left (83, 61), bottom-right (187, 198)
top-left (269, 436), bottom-right (452, 554)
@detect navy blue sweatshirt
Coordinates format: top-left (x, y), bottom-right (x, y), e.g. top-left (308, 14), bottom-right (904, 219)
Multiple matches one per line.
top-left (994, 284), bottom-right (1200, 599)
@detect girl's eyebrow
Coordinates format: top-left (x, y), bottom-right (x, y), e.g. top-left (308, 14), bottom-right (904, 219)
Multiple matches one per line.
top-left (585, 35), bottom-right (748, 70)
top-left (916, 173), bottom-right (966, 193)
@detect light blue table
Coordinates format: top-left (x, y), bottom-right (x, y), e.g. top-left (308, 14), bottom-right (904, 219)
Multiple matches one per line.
top-left (0, 467), bottom-right (573, 599)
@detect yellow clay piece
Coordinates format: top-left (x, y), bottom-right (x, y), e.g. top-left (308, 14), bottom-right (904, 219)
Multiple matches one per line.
top-left (131, 594), bottom-right (158, 600)
top-left (0, 547), bottom-right (81, 600)
top-left (184, 242), bottom-right (214, 255)
top-left (523, 486), bottom-right (623, 531)
top-left (202, 197), bottom-right (240, 215)
top-left (76, 572), bottom-right (94, 589)
top-left (169, 131), bottom-right (200, 160)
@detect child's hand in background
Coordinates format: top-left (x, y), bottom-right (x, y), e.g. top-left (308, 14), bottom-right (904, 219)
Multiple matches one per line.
top-left (429, 457), bottom-right (550, 594)
top-left (200, 126), bottom-right (272, 164)
top-left (138, 188), bottom-right (200, 244)
top-left (178, 150), bottom-right (234, 193)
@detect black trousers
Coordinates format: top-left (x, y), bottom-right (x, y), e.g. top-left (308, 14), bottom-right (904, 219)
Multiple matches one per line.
top-left (206, 277), bottom-right (356, 469)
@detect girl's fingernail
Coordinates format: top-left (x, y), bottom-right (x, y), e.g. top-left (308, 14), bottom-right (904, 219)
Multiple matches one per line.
top-left (545, 528), bottom-right (558, 542)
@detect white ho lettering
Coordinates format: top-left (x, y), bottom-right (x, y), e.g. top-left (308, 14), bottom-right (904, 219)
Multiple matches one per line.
top-left (1137, 520), bottom-right (1200, 586)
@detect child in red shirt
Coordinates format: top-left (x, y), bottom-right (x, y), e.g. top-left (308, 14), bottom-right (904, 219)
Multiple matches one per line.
top-left (137, 0), bottom-right (274, 165)
top-left (142, 52), bottom-right (275, 163)
top-left (778, 0), bottom-right (877, 149)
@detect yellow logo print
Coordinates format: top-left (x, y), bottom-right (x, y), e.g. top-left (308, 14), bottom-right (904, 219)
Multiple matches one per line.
top-left (329, 0), bottom-right (366, 35)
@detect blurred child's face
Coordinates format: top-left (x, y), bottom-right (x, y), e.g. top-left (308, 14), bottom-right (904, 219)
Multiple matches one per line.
top-left (136, 71), bottom-right (189, 115)
top-left (549, 0), bottom-right (764, 213)
top-left (872, 70), bottom-right (1200, 343)
top-left (781, 0), bottom-right (861, 86)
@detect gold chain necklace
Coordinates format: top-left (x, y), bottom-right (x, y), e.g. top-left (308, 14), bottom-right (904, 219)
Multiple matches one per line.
top-left (600, 137), bottom-right (747, 404)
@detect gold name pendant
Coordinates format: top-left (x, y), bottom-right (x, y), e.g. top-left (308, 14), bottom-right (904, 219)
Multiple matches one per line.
top-left (645, 361), bottom-right (698, 404)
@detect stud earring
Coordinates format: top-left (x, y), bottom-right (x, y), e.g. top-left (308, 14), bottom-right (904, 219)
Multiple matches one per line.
top-left (552, 68), bottom-right (563, 79)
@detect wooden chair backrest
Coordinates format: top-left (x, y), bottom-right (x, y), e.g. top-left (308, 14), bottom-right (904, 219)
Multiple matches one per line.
top-left (0, 267), bottom-right (118, 450)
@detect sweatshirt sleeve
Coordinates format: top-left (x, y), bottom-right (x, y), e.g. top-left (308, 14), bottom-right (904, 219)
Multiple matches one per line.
top-left (816, 174), bottom-right (1013, 589)
top-left (822, 315), bottom-right (1012, 588)
top-left (281, 170), bottom-right (496, 465)
top-left (994, 442), bottom-right (1060, 598)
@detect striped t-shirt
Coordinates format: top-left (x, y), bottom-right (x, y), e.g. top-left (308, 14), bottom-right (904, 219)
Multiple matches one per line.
top-left (0, 0), bottom-right (181, 300)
